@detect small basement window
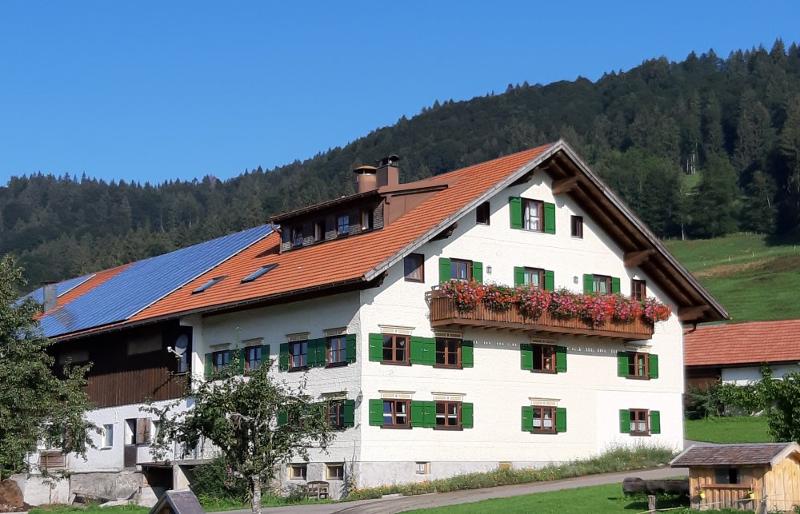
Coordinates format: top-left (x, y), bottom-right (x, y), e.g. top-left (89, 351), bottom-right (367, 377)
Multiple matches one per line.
top-left (326, 463), bottom-right (345, 480)
top-left (192, 276), bottom-right (226, 294)
top-left (241, 264), bottom-right (278, 283)
top-left (416, 462), bottom-right (430, 475)
top-left (288, 464), bottom-right (307, 480)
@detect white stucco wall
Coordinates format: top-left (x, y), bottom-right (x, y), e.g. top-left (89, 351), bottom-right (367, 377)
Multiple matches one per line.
top-left (721, 363), bottom-right (800, 385)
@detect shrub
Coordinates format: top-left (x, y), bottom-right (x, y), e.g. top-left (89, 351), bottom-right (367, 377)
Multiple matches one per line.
top-left (187, 456), bottom-right (249, 504)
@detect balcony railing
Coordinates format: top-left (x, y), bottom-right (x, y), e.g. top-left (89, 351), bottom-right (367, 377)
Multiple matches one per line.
top-left (428, 290), bottom-right (654, 340)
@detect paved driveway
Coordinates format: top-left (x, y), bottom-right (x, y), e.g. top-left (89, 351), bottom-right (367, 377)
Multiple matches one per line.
top-left (228, 466), bottom-right (687, 514)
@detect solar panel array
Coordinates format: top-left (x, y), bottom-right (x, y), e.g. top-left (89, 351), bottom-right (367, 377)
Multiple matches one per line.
top-left (21, 273), bottom-right (96, 305)
top-left (39, 225), bottom-right (272, 338)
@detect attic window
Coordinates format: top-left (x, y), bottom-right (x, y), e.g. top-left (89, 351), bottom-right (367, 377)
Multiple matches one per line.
top-left (192, 276), bottom-right (226, 294)
top-left (241, 264), bottom-right (278, 284)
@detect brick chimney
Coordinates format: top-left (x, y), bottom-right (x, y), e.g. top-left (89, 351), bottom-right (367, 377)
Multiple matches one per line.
top-left (376, 154), bottom-right (400, 188)
top-left (42, 281), bottom-right (57, 311)
top-left (353, 165), bottom-right (378, 193)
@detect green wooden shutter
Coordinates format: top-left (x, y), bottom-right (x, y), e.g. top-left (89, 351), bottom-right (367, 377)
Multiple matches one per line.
top-left (410, 336), bottom-right (424, 364)
top-left (438, 258), bottom-right (451, 284)
top-left (238, 348), bottom-right (246, 374)
top-left (521, 406), bottom-right (533, 432)
top-left (649, 354), bottom-right (659, 379)
top-left (462, 402), bottom-right (474, 429)
top-left (514, 266), bottom-right (525, 286)
top-left (472, 261), bottom-right (483, 283)
top-left (650, 410), bottom-right (661, 434)
top-left (368, 333), bottom-right (383, 362)
top-left (279, 343), bottom-right (290, 371)
top-left (583, 274), bottom-right (594, 294)
top-left (425, 401), bottom-right (436, 428)
top-left (343, 400), bottom-right (355, 427)
top-left (556, 407), bottom-right (567, 433)
top-left (368, 399), bottom-right (384, 426)
top-left (544, 202), bottom-right (556, 234)
top-left (260, 345), bottom-right (270, 369)
top-left (277, 409), bottom-right (288, 427)
top-left (204, 353), bottom-right (213, 379)
top-left (619, 409), bottom-right (631, 433)
top-left (411, 401), bottom-right (426, 428)
top-left (308, 338), bottom-right (325, 367)
top-left (544, 270), bottom-right (554, 291)
top-left (555, 346), bottom-right (567, 373)
top-left (509, 197), bottom-right (523, 229)
top-left (345, 334), bottom-right (357, 364)
top-left (617, 352), bottom-right (630, 377)
top-left (520, 343), bottom-right (533, 370)
top-left (611, 277), bottom-right (621, 294)
top-left (461, 340), bottom-right (474, 368)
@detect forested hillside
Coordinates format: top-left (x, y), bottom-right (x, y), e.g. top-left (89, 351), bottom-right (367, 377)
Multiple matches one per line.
top-left (3, 41), bottom-right (800, 288)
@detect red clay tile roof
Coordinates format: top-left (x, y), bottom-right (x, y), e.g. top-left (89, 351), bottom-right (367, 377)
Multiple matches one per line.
top-left (671, 443), bottom-right (797, 467)
top-left (131, 144), bottom-right (555, 322)
top-left (685, 320), bottom-right (800, 367)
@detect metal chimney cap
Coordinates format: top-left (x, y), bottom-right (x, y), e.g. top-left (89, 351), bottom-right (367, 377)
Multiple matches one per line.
top-left (378, 154), bottom-right (400, 167)
top-left (353, 165), bottom-right (378, 175)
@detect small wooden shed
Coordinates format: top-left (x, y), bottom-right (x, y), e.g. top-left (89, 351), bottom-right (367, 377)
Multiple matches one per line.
top-left (671, 443), bottom-right (800, 512)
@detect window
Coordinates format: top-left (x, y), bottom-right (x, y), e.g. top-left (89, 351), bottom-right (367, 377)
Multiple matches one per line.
top-left (361, 209), bottom-right (373, 231)
top-left (523, 267), bottom-right (544, 289)
top-left (326, 463), bottom-right (345, 480)
top-left (125, 418), bottom-right (152, 445)
top-left (382, 399), bottom-right (410, 428)
top-left (314, 220), bottom-right (324, 242)
top-left (404, 253), bottom-right (425, 282)
top-left (327, 335), bottom-right (347, 365)
top-left (39, 451), bottom-right (66, 471)
top-left (192, 276), bottom-right (225, 294)
top-left (328, 400), bottom-right (345, 429)
top-left (102, 424), bottom-right (114, 448)
top-left (127, 335), bottom-right (162, 355)
top-left (532, 406), bottom-right (556, 433)
top-left (58, 349), bottom-right (89, 366)
top-left (212, 350), bottom-right (231, 372)
top-left (288, 464), bottom-right (307, 480)
top-left (245, 346), bottom-right (263, 371)
top-left (241, 264), bottom-right (277, 283)
top-left (435, 338), bottom-right (461, 368)
top-left (629, 409), bottom-right (649, 435)
top-left (476, 201), bottom-right (490, 225)
top-left (416, 462), bottom-right (431, 475)
top-left (714, 467), bottom-right (741, 485)
top-left (289, 341), bottom-right (307, 369)
top-left (532, 344), bottom-right (556, 373)
top-left (629, 352), bottom-right (649, 379)
top-left (291, 227), bottom-right (304, 247)
top-left (337, 215), bottom-right (350, 235)
top-left (593, 274), bottom-right (613, 295)
top-left (435, 401), bottom-right (461, 429)
top-left (382, 334), bottom-right (409, 364)
top-left (450, 259), bottom-right (472, 281)
top-left (631, 279), bottom-right (647, 301)
top-left (571, 215), bottom-right (583, 238)
top-left (523, 199), bottom-right (544, 232)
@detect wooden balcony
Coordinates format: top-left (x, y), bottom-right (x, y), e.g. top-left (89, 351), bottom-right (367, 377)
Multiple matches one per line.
top-left (428, 291), bottom-right (654, 341)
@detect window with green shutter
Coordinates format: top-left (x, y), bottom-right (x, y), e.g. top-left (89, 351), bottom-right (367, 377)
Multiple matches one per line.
top-left (522, 344), bottom-right (563, 374)
top-left (368, 333), bottom-right (383, 362)
top-left (438, 258), bottom-right (451, 284)
top-left (521, 406), bottom-right (533, 432)
top-left (462, 402), bottom-right (474, 429)
top-left (411, 336), bottom-right (435, 366)
top-left (543, 202), bottom-right (556, 234)
top-left (649, 410), bottom-right (661, 434)
top-left (648, 354), bottom-right (659, 379)
top-left (611, 277), bottom-right (621, 294)
top-left (343, 399), bottom-right (355, 428)
top-left (472, 261), bottom-right (483, 283)
top-left (461, 340), bottom-right (474, 368)
top-left (520, 343), bottom-right (533, 370)
top-left (345, 334), bottom-right (357, 364)
top-left (556, 407), bottom-right (567, 433)
top-left (279, 343), bottom-right (290, 371)
top-left (368, 399), bottom-right (384, 426)
top-left (515, 267), bottom-right (553, 290)
top-left (555, 346), bottom-right (567, 373)
top-left (544, 270), bottom-right (554, 291)
top-left (619, 409), bottom-right (631, 433)
top-left (583, 274), bottom-right (594, 294)
top-left (307, 338), bottom-right (326, 367)
top-left (509, 197), bottom-right (523, 229)
top-left (618, 352), bottom-right (658, 380)
top-left (411, 401), bottom-right (435, 428)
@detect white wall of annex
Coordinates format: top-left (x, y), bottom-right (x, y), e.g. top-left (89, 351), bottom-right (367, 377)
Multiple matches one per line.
top-left (358, 170), bottom-right (685, 467)
top-left (721, 363), bottom-right (800, 385)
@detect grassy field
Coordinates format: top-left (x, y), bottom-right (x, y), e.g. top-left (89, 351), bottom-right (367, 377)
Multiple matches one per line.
top-left (403, 483), bottom-right (745, 514)
top-left (665, 233), bottom-right (800, 322)
top-left (685, 416), bottom-right (772, 444)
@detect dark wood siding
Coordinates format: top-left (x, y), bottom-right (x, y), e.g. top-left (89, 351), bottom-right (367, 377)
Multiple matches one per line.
top-left (54, 322), bottom-right (190, 408)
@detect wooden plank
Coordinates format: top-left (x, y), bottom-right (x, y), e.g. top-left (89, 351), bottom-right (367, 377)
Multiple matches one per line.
top-left (551, 175), bottom-right (581, 195)
top-left (624, 249), bottom-right (656, 268)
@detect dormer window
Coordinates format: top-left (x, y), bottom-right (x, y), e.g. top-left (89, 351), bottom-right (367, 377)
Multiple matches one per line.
top-left (292, 227), bottom-right (303, 247)
top-left (361, 209), bottom-right (373, 231)
top-left (337, 215), bottom-right (350, 236)
top-left (314, 221), bottom-right (324, 242)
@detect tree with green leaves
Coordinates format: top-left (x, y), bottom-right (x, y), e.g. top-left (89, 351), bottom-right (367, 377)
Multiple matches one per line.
top-left (0, 255), bottom-right (94, 479)
top-left (761, 369), bottom-right (800, 443)
top-left (147, 359), bottom-right (333, 514)
top-left (689, 155), bottom-right (740, 238)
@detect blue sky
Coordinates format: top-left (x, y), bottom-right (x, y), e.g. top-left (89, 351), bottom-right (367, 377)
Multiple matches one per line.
top-left (0, 1), bottom-right (798, 184)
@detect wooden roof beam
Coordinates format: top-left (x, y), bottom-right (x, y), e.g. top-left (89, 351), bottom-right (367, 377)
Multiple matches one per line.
top-left (624, 249), bottom-right (656, 268)
top-left (678, 305), bottom-right (711, 322)
top-left (552, 175), bottom-right (581, 195)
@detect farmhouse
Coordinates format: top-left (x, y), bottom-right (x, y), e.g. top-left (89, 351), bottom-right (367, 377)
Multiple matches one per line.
top-left (685, 320), bottom-right (800, 389)
top-left (672, 443), bottom-right (800, 512)
top-left (22, 140), bottom-right (726, 502)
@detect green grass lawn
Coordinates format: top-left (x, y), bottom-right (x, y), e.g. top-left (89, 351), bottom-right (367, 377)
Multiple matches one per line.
top-left (665, 233), bottom-right (800, 322)
top-left (403, 483), bottom-right (746, 514)
top-left (685, 416), bottom-right (772, 444)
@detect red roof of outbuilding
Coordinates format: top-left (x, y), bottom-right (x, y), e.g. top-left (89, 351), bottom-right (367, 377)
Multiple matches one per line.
top-left (685, 320), bottom-right (800, 367)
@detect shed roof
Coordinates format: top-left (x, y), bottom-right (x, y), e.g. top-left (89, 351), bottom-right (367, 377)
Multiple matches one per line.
top-left (671, 443), bottom-right (800, 467)
top-left (685, 319), bottom-right (800, 367)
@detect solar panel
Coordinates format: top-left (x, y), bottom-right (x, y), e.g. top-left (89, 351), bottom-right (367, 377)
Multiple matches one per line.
top-left (241, 264), bottom-right (278, 283)
top-left (21, 273), bottom-right (95, 305)
top-left (39, 225), bottom-right (272, 338)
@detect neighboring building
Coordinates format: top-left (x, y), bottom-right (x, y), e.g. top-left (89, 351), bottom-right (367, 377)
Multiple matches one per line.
top-left (23, 140), bottom-right (726, 502)
top-left (671, 443), bottom-right (800, 511)
top-left (685, 320), bottom-right (800, 389)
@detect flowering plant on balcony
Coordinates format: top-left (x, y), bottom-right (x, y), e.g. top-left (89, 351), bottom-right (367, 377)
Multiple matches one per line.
top-left (548, 288), bottom-right (582, 319)
top-left (482, 284), bottom-right (516, 312)
top-left (642, 297), bottom-right (671, 323)
top-left (517, 286), bottom-right (551, 319)
top-left (440, 279), bottom-right (484, 312)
